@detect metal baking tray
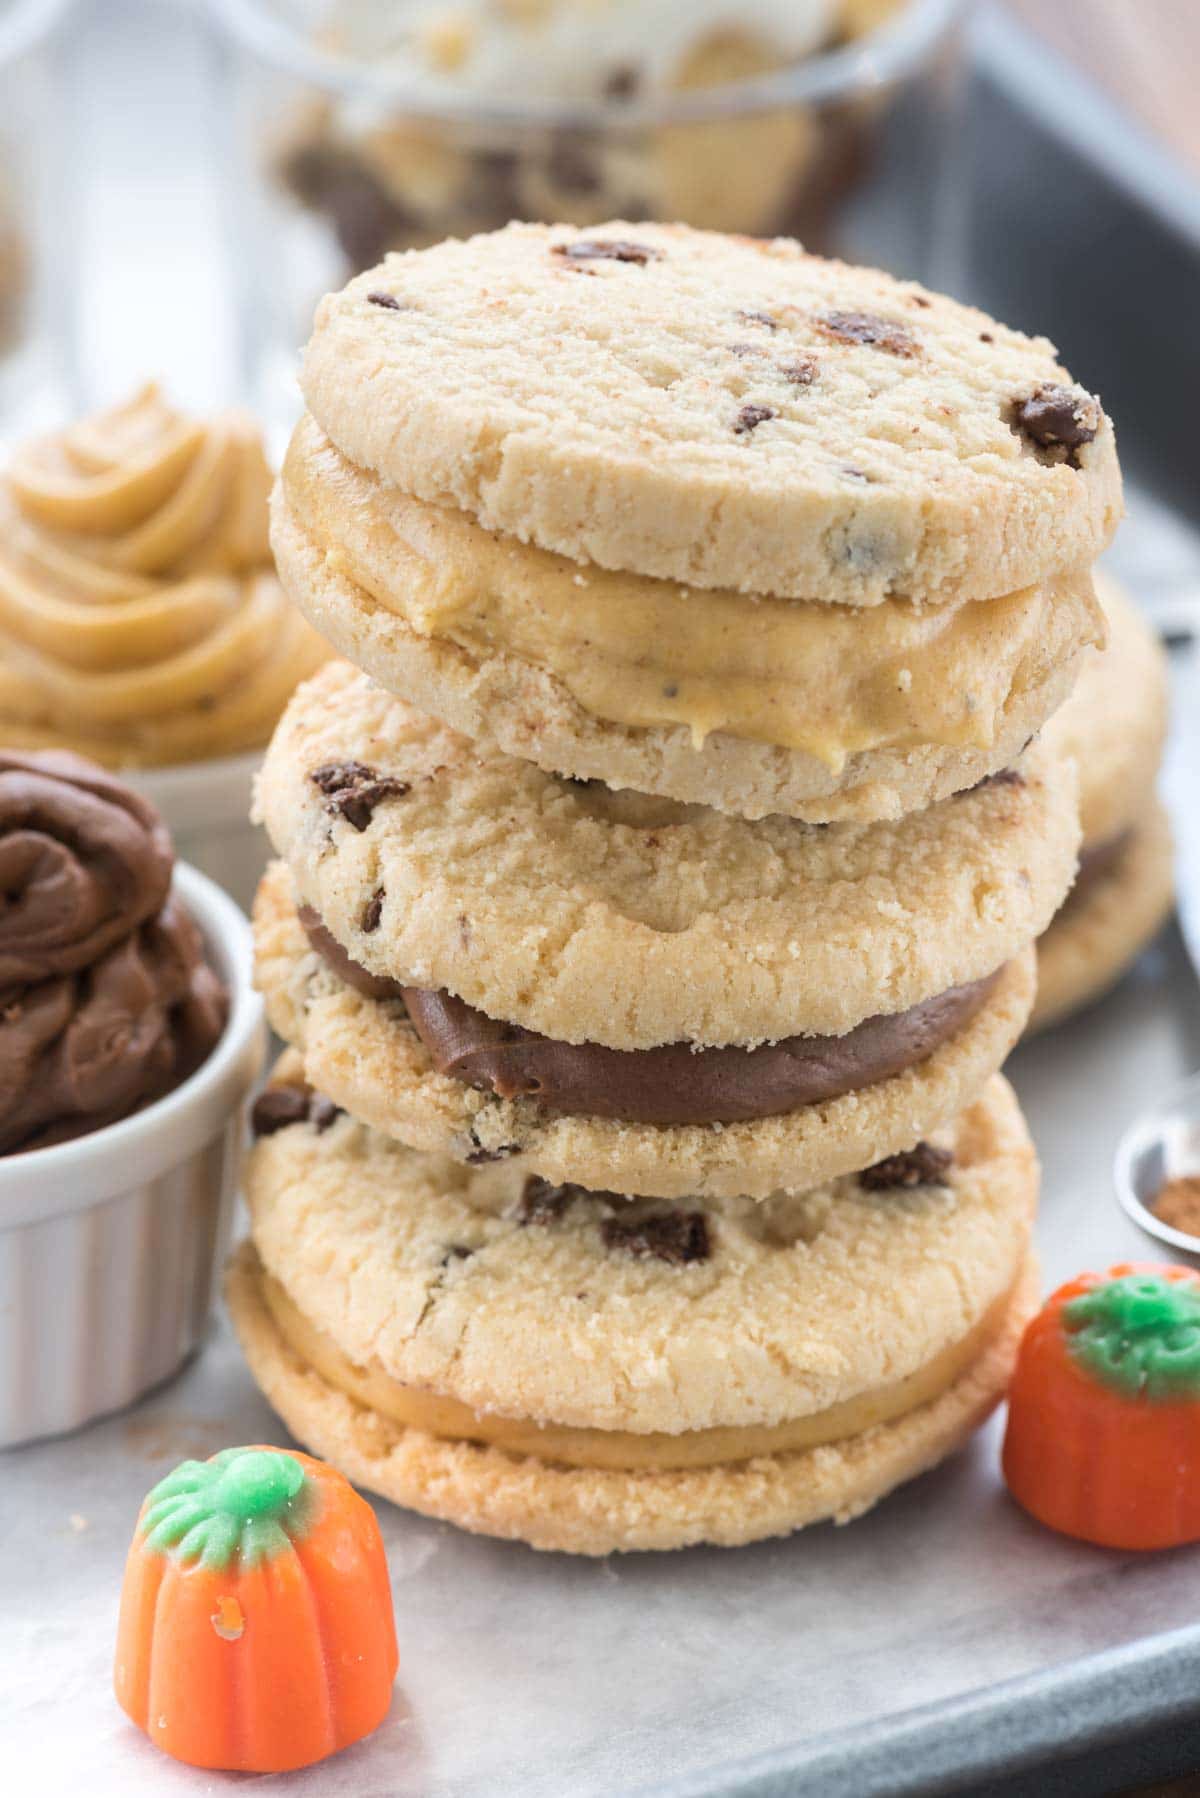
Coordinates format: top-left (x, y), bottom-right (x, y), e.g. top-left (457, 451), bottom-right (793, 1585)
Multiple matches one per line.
top-left (7, 12), bottom-right (1200, 1797)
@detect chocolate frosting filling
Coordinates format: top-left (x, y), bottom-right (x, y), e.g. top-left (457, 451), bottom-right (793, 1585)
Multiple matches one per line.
top-left (1060, 828), bottom-right (1134, 914)
top-left (299, 905), bottom-right (1001, 1127)
top-left (0, 753), bottom-right (227, 1154)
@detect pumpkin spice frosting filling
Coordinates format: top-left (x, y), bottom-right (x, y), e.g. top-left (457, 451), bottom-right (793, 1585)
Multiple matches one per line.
top-left (298, 900), bottom-right (1003, 1127)
top-left (257, 1260), bottom-right (1021, 1474)
top-left (280, 417), bottom-right (1106, 768)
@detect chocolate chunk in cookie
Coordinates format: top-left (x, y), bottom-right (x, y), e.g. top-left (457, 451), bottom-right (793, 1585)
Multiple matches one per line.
top-left (310, 761), bottom-right (410, 831)
top-left (251, 1084), bottom-right (342, 1138)
top-left (860, 1143), bottom-right (953, 1190)
top-left (515, 1175), bottom-right (577, 1225)
top-left (816, 311), bottom-right (917, 357)
top-left (734, 404), bottom-right (776, 435)
top-left (464, 1137), bottom-right (520, 1165)
top-left (308, 1094), bottom-right (343, 1134)
top-left (251, 1086), bottom-right (313, 1137)
top-left (1009, 383), bottom-right (1101, 466)
top-left (601, 1209), bottom-right (711, 1264)
top-left (362, 886), bottom-right (385, 933)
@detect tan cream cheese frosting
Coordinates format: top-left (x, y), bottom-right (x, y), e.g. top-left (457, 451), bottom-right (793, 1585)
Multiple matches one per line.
top-left (0, 384), bottom-right (329, 767)
top-left (283, 415), bottom-right (1105, 769)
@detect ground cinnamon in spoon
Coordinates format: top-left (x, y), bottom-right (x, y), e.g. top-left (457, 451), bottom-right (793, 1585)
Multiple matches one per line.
top-left (1150, 1175), bottom-right (1200, 1239)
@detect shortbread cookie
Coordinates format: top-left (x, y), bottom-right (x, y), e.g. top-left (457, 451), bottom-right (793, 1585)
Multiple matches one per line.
top-left (255, 860), bottom-right (1036, 1197)
top-left (227, 1065), bottom-right (1038, 1552)
top-left (273, 428), bottom-right (1102, 821)
top-left (1031, 795), bottom-right (1174, 1033)
top-left (300, 222), bottom-right (1121, 605)
top-left (1040, 572), bottom-right (1169, 851)
top-left (255, 661), bottom-right (1079, 1051)
top-left (1031, 575), bottom-right (1172, 1031)
top-left (230, 1248), bottom-right (1036, 1553)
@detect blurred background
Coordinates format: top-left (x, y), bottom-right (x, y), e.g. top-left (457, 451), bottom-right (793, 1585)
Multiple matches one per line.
top-left (8, 0), bottom-right (1196, 525)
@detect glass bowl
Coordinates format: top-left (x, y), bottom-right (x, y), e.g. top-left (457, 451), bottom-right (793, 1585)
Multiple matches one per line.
top-left (0, 0), bottom-right (77, 432)
top-left (207, 0), bottom-right (967, 431)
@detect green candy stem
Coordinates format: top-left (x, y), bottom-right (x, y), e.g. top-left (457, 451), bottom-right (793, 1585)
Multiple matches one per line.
top-left (139, 1448), bottom-right (314, 1570)
top-left (209, 1449), bottom-right (305, 1521)
top-left (1064, 1273), bottom-right (1200, 1401)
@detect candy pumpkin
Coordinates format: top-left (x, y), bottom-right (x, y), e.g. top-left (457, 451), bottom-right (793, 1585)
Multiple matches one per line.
top-left (1003, 1264), bottom-right (1200, 1551)
top-left (114, 1445), bottom-right (398, 1771)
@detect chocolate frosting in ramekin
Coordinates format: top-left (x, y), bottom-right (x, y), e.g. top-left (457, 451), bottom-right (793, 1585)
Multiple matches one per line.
top-left (0, 752), bottom-right (227, 1153)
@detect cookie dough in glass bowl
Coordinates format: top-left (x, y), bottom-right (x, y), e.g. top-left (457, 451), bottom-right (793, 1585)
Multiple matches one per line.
top-left (210, 0), bottom-right (965, 430)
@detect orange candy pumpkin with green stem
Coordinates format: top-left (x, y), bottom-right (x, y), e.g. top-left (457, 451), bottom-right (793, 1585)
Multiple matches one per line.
top-left (1003, 1264), bottom-right (1200, 1551)
top-left (114, 1445), bottom-right (398, 1771)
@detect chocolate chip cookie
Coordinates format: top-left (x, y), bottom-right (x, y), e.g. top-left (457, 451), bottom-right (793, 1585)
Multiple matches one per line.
top-left (253, 856), bottom-right (1038, 1197)
top-left (255, 661), bottom-right (1078, 1054)
top-left (227, 1060), bottom-right (1038, 1552)
top-left (299, 222), bottom-right (1121, 606)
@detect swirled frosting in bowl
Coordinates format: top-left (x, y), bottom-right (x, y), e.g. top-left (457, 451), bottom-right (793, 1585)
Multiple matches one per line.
top-left (0, 751), bottom-right (228, 1154)
top-left (0, 384), bottom-right (329, 768)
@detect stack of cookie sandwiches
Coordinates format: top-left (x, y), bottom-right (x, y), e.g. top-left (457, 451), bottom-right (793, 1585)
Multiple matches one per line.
top-left (228, 223), bottom-right (1121, 1554)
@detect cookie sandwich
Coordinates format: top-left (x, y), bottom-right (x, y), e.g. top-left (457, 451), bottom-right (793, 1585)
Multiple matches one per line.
top-left (274, 222), bottom-right (1116, 822)
top-left (1030, 572), bottom-right (1172, 1030)
top-left (252, 664), bottom-right (1074, 1198)
top-left (231, 1057), bottom-right (1037, 1554)
top-left (228, 221), bottom-right (1123, 1551)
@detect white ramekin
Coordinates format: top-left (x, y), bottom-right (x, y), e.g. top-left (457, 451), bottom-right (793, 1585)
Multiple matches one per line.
top-left (127, 750), bottom-right (267, 913)
top-left (0, 862), bottom-right (265, 1448)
